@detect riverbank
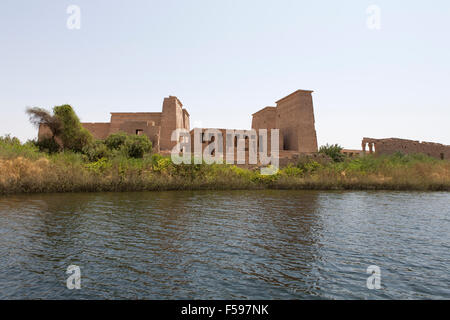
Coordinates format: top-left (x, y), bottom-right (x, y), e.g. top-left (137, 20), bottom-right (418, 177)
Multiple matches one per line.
top-left (1, 138), bottom-right (449, 194)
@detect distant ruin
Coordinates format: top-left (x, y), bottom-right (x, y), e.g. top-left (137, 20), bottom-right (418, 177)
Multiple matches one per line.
top-left (362, 137), bottom-right (450, 160)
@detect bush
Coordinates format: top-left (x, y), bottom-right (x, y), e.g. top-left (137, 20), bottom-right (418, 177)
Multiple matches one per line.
top-left (82, 140), bottom-right (111, 162)
top-left (122, 134), bottom-right (152, 158)
top-left (0, 135), bottom-right (21, 146)
top-left (34, 138), bottom-right (60, 154)
top-left (281, 164), bottom-right (304, 177)
top-left (319, 143), bottom-right (344, 162)
top-left (53, 104), bottom-right (93, 152)
top-left (0, 135), bottom-right (41, 160)
top-left (105, 132), bottom-right (128, 150)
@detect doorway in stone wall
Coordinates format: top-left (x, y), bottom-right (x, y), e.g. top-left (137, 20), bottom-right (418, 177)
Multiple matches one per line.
top-left (440, 153), bottom-right (445, 160)
top-left (136, 129), bottom-right (143, 135)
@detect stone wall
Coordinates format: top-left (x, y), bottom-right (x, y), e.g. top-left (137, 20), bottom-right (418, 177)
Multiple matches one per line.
top-left (188, 128), bottom-right (281, 165)
top-left (275, 90), bottom-right (318, 153)
top-left (252, 107), bottom-right (277, 131)
top-left (38, 124), bottom-right (63, 145)
top-left (81, 123), bottom-right (111, 140)
top-left (38, 96), bottom-right (189, 152)
top-left (160, 96), bottom-right (185, 151)
top-left (182, 109), bottom-right (190, 131)
top-left (362, 137), bottom-right (450, 160)
top-left (37, 90), bottom-right (320, 156)
top-left (251, 90), bottom-right (318, 153)
top-left (109, 112), bottom-right (162, 134)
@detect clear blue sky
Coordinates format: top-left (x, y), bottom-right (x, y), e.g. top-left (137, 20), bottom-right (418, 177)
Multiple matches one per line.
top-left (1, 0), bottom-right (449, 149)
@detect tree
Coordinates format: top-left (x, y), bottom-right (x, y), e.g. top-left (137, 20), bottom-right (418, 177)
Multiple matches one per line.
top-left (53, 104), bottom-right (93, 152)
top-left (319, 143), bottom-right (345, 162)
top-left (26, 107), bottom-right (62, 143)
top-left (26, 105), bottom-right (93, 153)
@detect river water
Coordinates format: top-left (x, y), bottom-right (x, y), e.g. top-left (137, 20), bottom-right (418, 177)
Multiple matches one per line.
top-left (0, 190), bottom-right (449, 299)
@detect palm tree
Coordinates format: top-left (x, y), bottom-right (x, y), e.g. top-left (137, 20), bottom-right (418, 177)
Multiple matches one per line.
top-left (26, 107), bottom-right (62, 141)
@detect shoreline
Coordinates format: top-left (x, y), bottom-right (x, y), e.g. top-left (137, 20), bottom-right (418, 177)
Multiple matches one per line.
top-left (1, 141), bottom-right (449, 195)
top-left (1, 178), bottom-right (449, 196)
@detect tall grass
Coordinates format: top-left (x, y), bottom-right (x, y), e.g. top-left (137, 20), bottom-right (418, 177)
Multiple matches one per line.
top-left (1, 136), bottom-right (449, 194)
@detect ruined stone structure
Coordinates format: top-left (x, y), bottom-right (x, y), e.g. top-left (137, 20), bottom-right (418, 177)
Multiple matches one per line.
top-left (341, 149), bottom-right (364, 157)
top-left (252, 90), bottom-right (318, 153)
top-left (39, 96), bottom-right (190, 153)
top-left (38, 90), bottom-right (319, 159)
top-left (185, 90), bottom-right (319, 163)
top-left (362, 137), bottom-right (450, 160)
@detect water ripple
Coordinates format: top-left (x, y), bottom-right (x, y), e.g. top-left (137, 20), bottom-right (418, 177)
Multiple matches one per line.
top-left (0, 190), bottom-right (449, 299)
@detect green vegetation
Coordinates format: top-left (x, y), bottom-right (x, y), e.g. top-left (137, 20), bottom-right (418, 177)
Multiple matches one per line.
top-left (0, 106), bottom-right (447, 194)
top-left (319, 143), bottom-right (345, 162)
top-left (52, 104), bottom-right (93, 152)
top-left (1, 135), bottom-right (449, 194)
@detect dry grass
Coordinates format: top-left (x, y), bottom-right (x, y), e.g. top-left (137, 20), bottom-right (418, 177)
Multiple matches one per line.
top-left (0, 137), bottom-right (449, 194)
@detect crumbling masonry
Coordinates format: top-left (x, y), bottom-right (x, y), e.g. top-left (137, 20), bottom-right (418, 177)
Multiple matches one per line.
top-left (362, 137), bottom-right (450, 160)
top-left (38, 90), bottom-right (319, 156)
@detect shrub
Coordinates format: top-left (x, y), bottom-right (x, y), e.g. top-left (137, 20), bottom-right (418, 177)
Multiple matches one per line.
top-left (53, 104), bottom-right (93, 152)
top-left (281, 164), bottom-right (304, 177)
top-left (34, 138), bottom-right (60, 154)
top-left (105, 132), bottom-right (128, 150)
top-left (85, 157), bottom-right (112, 174)
top-left (296, 158), bottom-right (323, 173)
top-left (122, 134), bottom-right (152, 158)
top-left (82, 140), bottom-right (111, 162)
top-left (0, 135), bottom-right (41, 160)
top-left (319, 143), bottom-right (344, 162)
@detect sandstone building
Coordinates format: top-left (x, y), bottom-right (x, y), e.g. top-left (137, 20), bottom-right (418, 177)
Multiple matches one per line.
top-left (38, 90), bottom-right (319, 156)
top-left (252, 90), bottom-right (318, 153)
top-left (188, 90), bottom-right (319, 163)
top-left (362, 137), bottom-right (450, 160)
top-left (39, 96), bottom-right (190, 153)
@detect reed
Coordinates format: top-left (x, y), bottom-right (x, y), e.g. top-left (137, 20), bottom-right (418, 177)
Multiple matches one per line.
top-left (1, 137), bottom-right (449, 194)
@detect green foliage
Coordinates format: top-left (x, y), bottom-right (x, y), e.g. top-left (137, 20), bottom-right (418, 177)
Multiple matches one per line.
top-left (281, 164), bottom-right (304, 177)
top-left (0, 135), bottom-right (41, 159)
top-left (152, 155), bottom-right (173, 172)
top-left (85, 157), bottom-right (112, 174)
top-left (296, 159), bottom-right (322, 173)
top-left (1, 132), bottom-right (449, 194)
top-left (105, 132), bottom-right (128, 150)
top-left (53, 104), bottom-right (93, 152)
top-left (82, 140), bottom-right (111, 162)
top-left (0, 134), bottom-right (21, 146)
top-left (103, 132), bottom-right (152, 159)
top-left (34, 138), bottom-right (60, 154)
top-left (122, 134), bottom-right (152, 158)
top-left (319, 143), bottom-right (345, 162)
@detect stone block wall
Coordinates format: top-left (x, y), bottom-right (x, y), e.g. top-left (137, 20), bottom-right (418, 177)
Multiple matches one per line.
top-left (362, 137), bottom-right (450, 160)
top-left (160, 96), bottom-right (185, 151)
top-left (252, 107), bottom-right (277, 130)
top-left (275, 90), bottom-right (318, 153)
top-left (109, 112), bottom-right (162, 134)
top-left (81, 123), bottom-right (111, 140)
top-left (251, 90), bottom-right (318, 153)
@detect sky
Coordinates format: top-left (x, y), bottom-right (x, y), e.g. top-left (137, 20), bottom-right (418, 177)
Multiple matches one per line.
top-left (0, 0), bottom-right (449, 149)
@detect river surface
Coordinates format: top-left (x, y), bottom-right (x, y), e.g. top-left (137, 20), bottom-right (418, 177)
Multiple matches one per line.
top-left (0, 190), bottom-right (449, 299)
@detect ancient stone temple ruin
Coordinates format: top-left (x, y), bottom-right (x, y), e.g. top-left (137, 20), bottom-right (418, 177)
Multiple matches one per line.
top-left (362, 137), bottom-right (450, 160)
top-left (252, 90), bottom-right (318, 153)
top-left (38, 89), bottom-right (319, 156)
